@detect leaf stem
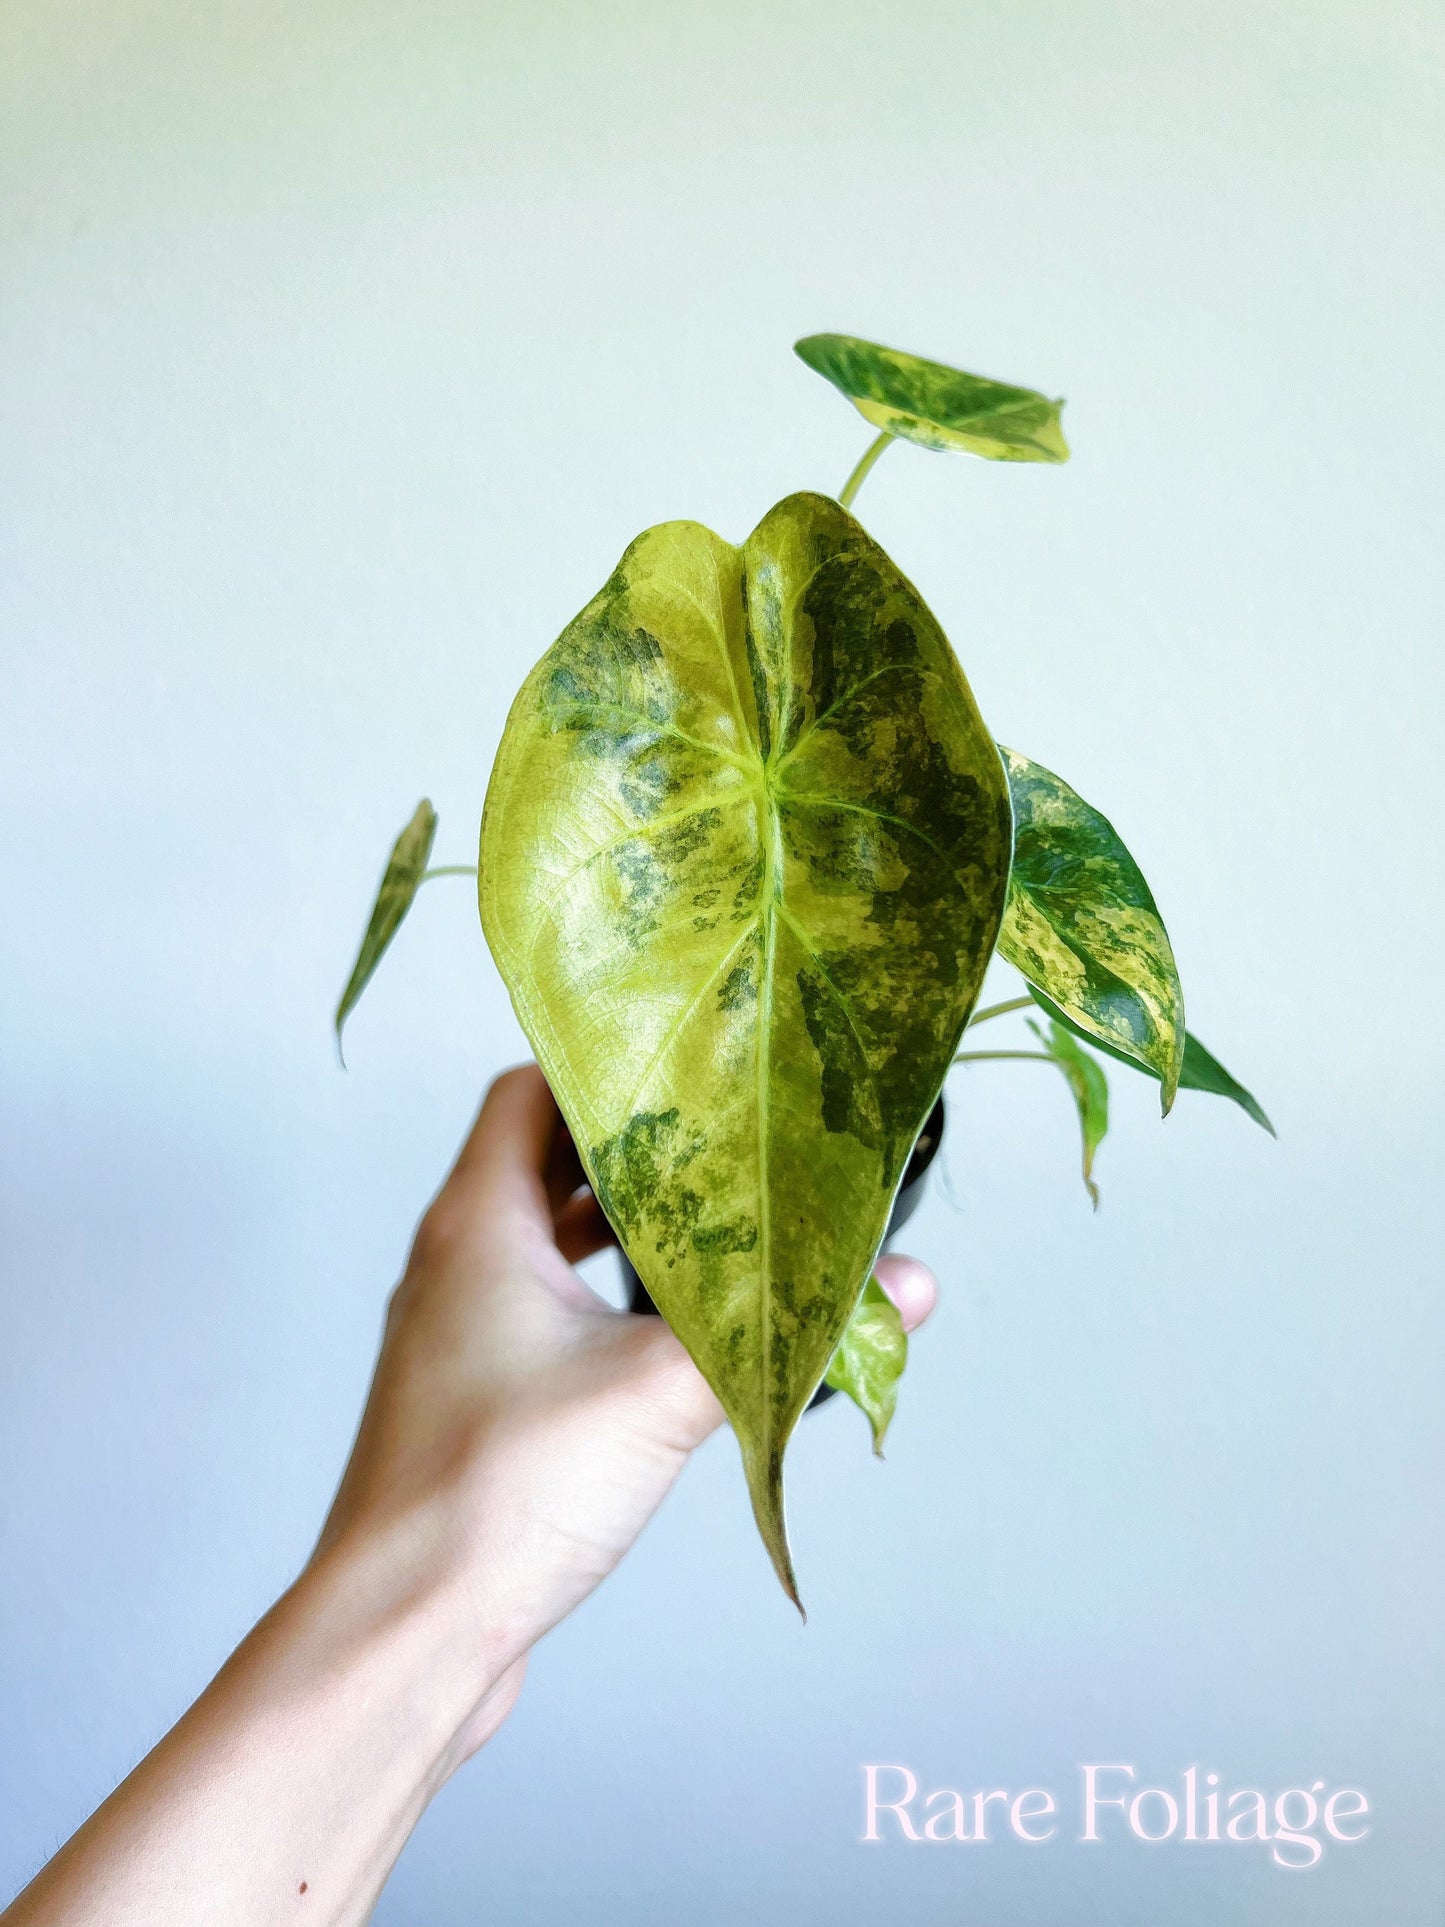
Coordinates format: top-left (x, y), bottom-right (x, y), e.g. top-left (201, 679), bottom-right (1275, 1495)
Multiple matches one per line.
top-left (420, 865), bottom-right (478, 882)
top-left (838, 430), bottom-right (896, 510)
top-left (953, 1050), bottom-right (1055, 1065)
top-left (967, 995), bottom-right (1035, 1029)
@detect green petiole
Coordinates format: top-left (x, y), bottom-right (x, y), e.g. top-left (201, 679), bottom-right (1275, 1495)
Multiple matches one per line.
top-left (966, 995), bottom-right (1034, 1029)
top-left (838, 430), bottom-right (896, 510)
top-left (952, 1050), bottom-right (1055, 1065)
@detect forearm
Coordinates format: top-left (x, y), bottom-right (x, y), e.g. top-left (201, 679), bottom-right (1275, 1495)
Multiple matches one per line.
top-left (3, 1534), bottom-right (512, 1927)
top-left (3, 1069), bottom-right (921, 1924)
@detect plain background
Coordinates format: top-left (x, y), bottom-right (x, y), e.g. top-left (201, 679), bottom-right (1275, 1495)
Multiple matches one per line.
top-left (2, 3), bottom-right (1441, 1922)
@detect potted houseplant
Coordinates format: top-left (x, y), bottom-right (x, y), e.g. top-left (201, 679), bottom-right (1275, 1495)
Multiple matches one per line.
top-left (335, 333), bottom-right (1271, 1609)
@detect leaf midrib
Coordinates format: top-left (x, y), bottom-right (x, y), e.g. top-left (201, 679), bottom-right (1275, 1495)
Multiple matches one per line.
top-left (775, 899), bottom-right (879, 1104)
top-left (756, 788), bottom-right (780, 1452)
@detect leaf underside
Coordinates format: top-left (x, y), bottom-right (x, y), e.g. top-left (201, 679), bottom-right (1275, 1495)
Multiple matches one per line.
top-left (480, 491), bottom-right (1012, 1605)
top-left (1029, 987), bottom-right (1274, 1136)
top-left (334, 800), bottom-right (438, 1058)
top-left (996, 747), bottom-right (1185, 1111)
top-left (1029, 1017), bottom-right (1109, 1208)
top-left (825, 1276), bottom-right (907, 1453)
top-left (794, 332), bottom-right (1069, 463)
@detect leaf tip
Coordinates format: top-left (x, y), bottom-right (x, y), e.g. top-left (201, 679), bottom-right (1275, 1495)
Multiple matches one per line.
top-left (773, 1541), bottom-right (806, 1620)
top-left (772, 1534), bottom-right (806, 1618)
top-left (745, 1443), bottom-right (806, 1617)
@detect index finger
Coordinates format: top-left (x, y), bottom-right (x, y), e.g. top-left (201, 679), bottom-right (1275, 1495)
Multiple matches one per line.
top-left (435, 1062), bottom-right (561, 1226)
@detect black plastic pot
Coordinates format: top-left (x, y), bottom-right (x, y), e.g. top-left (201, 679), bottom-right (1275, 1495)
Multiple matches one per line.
top-left (619, 1094), bottom-right (947, 1409)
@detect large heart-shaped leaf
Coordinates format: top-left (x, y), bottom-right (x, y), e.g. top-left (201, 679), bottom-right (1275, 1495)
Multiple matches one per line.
top-left (795, 333), bottom-right (1069, 463)
top-left (997, 747), bottom-right (1185, 1111)
top-left (335, 799), bottom-right (437, 1060)
top-left (1029, 987), bottom-right (1274, 1135)
top-left (480, 492), bottom-right (1012, 1604)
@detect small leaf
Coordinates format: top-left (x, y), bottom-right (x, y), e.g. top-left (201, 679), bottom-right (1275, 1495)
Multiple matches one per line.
top-left (795, 333), bottom-right (1068, 463)
top-left (1028, 1018), bottom-right (1109, 1208)
top-left (480, 492), bottom-right (1013, 1604)
top-left (1028, 987), bottom-right (1274, 1136)
top-left (1175, 1033), bottom-right (1275, 1136)
top-left (335, 800), bottom-right (438, 1057)
top-left (997, 747), bottom-right (1185, 1112)
top-left (825, 1276), bottom-right (907, 1454)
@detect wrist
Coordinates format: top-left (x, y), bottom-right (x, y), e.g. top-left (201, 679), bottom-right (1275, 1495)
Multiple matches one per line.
top-left (288, 1516), bottom-right (525, 1775)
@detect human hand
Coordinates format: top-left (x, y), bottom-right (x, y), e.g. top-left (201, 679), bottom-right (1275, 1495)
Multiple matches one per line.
top-left (0, 1065), bottom-right (940, 1927)
top-left (313, 1064), bottom-right (940, 1757)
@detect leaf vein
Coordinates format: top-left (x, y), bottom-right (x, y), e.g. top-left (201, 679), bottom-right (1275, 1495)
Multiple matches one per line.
top-left (776, 662), bottom-right (916, 769)
top-left (520, 793), bottom-right (750, 966)
top-left (781, 792), bottom-right (951, 865)
top-left (616, 911), bottom-right (762, 1124)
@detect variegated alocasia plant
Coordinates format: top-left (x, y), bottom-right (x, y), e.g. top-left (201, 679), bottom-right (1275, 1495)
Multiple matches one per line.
top-left (335, 331), bottom-right (1271, 1607)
